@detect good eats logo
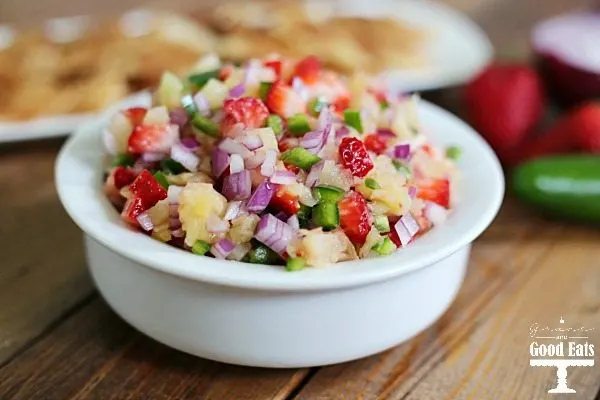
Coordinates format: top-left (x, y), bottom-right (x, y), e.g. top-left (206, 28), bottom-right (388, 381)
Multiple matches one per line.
top-left (529, 317), bottom-right (595, 394)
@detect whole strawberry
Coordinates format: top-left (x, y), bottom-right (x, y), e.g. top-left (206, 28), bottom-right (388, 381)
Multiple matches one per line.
top-left (465, 64), bottom-right (545, 157)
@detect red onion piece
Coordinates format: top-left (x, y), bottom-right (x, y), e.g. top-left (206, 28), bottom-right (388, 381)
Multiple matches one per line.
top-left (394, 213), bottom-right (420, 246)
top-left (274, 212), bottom-right (288, 221)
top-left (142, 152), bottom-right (166, 162)
top-left (291, 77), bottom-right (309, 101)
top-left (193, 92), bottom-right (211, 116)
top-left (171, 143), bottom-right (200, 172)
top-left (207, 214), bottom-right (229, 233)
top-left (287, 214), bottom-right (300, 230)
top-left (335, 125), bottom-right (350, 139)
top-left (222, 170), bottom-right (252, 200)
top-left (408, 186), bottom-right (417, 199)
top-left (229, 83), bottom-right (245, 98)
top-left (424, 201), bottom-right (447, 226)
top-left (180, 137), bottom-right (200, 150)
top-left (172, 228), bottom-right (185, 238)
top-left (210, 238), bottom-right (236, 259)
top-left (305, 161), bottom-right (324, 188)
top-left (224, 200), bottom-right (243, 220)
top-left (318, 107), bottom-right (334, 146)
top-left (136, 212), bottom-right (154, 232)
top-left (376, 129), bottom-right (396, 138)
top-left (169, 107), bottom-right (189, 128)
top-left (228, 243), bottom-right (251, 261)
top-left (241, 135), bottom-right (263, 150)
top-left (132, 158), bottom-right (158, 174)
top-left (270, 170), bottom-right (297, 185)
top-left (244, 150), bottom-right (266, 169)
top-left (247, 180), bottom-right (275, 212)
top-left (229, 154), bottom-right (245, 174)
top-left (167, 185), bottom-right (183, 203)
top-left (260, 149), bottom-right (277, 177)
top-left (218, 138), bottom-right (252, 157)
top-left (300, 130), bottom-right (324, 151)
top-left (254, 214), bottom-right (296, 256)
top-left (212, 149), bottom-right (230, 178)
top-left (394, 144), bottom-right (411, 159)
top-left (169, 216), bottom-right (181, 230)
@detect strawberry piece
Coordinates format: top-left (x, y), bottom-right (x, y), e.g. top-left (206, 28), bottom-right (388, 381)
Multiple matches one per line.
top-left (219, 64), bottom-right (234, 81)
top-left (266, 81), bottom-right (305, 118)
top-left (278, 137), bottom-right (299, 153)
top-left (123, 107), bottom-right (148, 126)
top-left (292, 56), bottom-right (321, 84)
top-left (283, 162), bottom-right (301, 174)
top-left (465, 64), bottom-right (545, 156)
top-left (269, 185), bottom-right (300, 216)
top-left (332, 96), bottom-right (350, 114)
top-left (221, 97), bottom-right (269, 135)
top-left (129, 170), bottom-right (168, 209)
top-left (113, 167), bottom-right (137, 189)
top-left (364, 134), bottom-right (388, 155)
top-left (338, 137), bottom-right (374, 178)
top-left (417, 179), bottom-right (450, 209)
top-left (265, 60), bottom-right (283, 81)
top-left (338, 191), bottom-right (372, 246)
top-left (127, 124), bottom-right (175, 154)
top-left (121, 196), bottom-right (146, 224)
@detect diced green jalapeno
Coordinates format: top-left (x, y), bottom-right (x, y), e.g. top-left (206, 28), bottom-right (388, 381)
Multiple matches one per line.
top-left (266, 114), bottom-right (284, 136)
top-left (153, 171), bottom-right (170, 189)
top-left (313, 185), bottom-right (344, 203)
top-left (280, 148), bottom-right (321, 171)
top-left (374, 215), bottom-right (390, 233)
top-left (372, 237), bottom-right (396, 255)
top-left (308, 97), bottom-right (328, 115)
top-left (287, 113), bottom-right (311, 136)
top-left (192, 240), bottom-right (211, 255)
top-left (380, 99), bottom-right (389, 110)
top-left (112, 153), bottom-right (136, 167)
top-left (392, 160), bottom-right (411, 176)
top-left (192, 114), bottom-right (220, 138)
top-left (312, 202), bottom-right (339, 231)
top-left (286, 257), bottom-right (306, 271)
top-left (188, 69), bottom-right (220, 89)
top-left (445, 145), bottom-right (461, 161)
top-left (259, 82), bottom-right (273, 101)
top-left (365, 178), bottom-right (381, 190)
top-left (160, 159), bottom-right (186, 175)
top-left (344, 109), bottom-right (363, 133)
top-left (246, 243), bottom-right (282, 265)
top-left (180, 94), bottom-right (197, 116)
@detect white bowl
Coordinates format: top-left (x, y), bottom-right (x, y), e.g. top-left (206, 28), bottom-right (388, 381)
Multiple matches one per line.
top-left (55, 101), bottom-right (504, 368)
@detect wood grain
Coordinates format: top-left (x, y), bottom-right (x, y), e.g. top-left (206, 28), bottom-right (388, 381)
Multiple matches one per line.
top-left (0, 140), bottom-right (94, 365)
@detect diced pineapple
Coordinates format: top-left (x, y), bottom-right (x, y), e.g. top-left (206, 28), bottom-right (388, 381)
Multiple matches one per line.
top-left (179, 183), bottom-right (228, 246)
top-left (143, 106), bottom-right (170, 125)
top-left (297, 229), bottom-right (358, 267)
top-left (191, 53), bottom-right (221, 74)
top-left (200, 78), bottom-right (229, 109)
top-left (227, 214), bottom-right (260, 244)
top-left (357, 156), bottom-right (411, 216)
top-left (157, 71), bottom-right (185, 109)
top-left (318, 160), bottom-right (353, 191)
top-left (108, 112), bottom-right (133, 154)
top-left (148, 200), bottom-right (172, 242)
top-left (167, 172), bottom-right (213, 186)
top-left (359, 227), bottom-right (383, 258)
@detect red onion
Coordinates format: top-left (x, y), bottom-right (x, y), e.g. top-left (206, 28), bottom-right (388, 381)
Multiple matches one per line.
top-left (229, 83), bottom-right (245, 98)
top-left (169, 216), bottom-right (181, 230)
top-left (102, 129), bottom-right (117, 155)
top-left (171, 143), bottom-right (200, 172)
top-left (169, 107), bottom-right (189, 128)
top-left (300, 130), bottom-right (324, 152)
top-left (229, 154), bottom-right (245, 174)
top-left (394, 144), bottom-right (411, 160)
top-left (274, 212), bottom-right (288, 221)
top-left (167, 185), bottom-right (183, 203)
top-left (172, 228), bottom-right (185, 238)
top-left (210, 238), bottom-right (236, 259)
top-left (244, 150), bottom-right (266, 169)
top-left (424, 201), bottom-right (447, 226)
top-left (132, 159), bottom-right (158, 174)
top-left (244, 59), bottom-right (262, 86)
top-left (254, 214), bottom-right (296, 256)
top-left (408, 186), bottom-right (417, 199)
top-left (222, 170), bottom-right (252, 200)
top-left (136, 212), bottom-right (154, 232)
top-left (241, 135), bottom-right (263, 150)
top-left (228, 243), bottom-right (251, 261)
top-left (142, 152), bottom-right (166, 162)
top-left (260, 149), bottom-right (277, 177)
top-left (335, 125), bottom-right (350, 140)
top-left (377, 129), bottom-right (396, 138)
top-left (305, 161), bottom-right (324, 188)
top-left (207, 214), bottom-right (229, 233)
top-left (291, 77), bottom-right (309, 101)
top-left (180, 137), bottom-right (200, 150)
top-left (224, 200), bottom-right (243, 220)
top-left (318, 107), bottom-right (334, 146)
top-left (212, 149), bottom-right (230, 178)
top-left (193, 92), bottom-right (211, 116)
top-left (270, 170), bottom-right (297, 185)
top-left (247, 180), bottom-right (275, 212)
top-left (218, 138), bottom-right (252, 157)
top-left (394, 213), bottom-right (419, 246)
top-left (287, 214), bottom-right (300, 230)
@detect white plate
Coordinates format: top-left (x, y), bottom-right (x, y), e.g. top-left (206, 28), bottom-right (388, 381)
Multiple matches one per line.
top-left (335, 0), bottom-right (493, 93)
top-left (0, 1), bottom-right (491, 143)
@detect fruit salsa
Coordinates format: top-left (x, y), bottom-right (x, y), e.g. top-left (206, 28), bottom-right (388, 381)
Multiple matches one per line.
top-left (102, 54), bottom-right (460, 269)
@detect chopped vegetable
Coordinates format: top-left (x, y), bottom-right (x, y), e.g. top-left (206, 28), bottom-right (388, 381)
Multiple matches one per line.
top-left (286, 257), bottom-right (306, 271)
top-left (374, 215), bottom-right (390, 233)
top-left (281, 148), bottom-right (322, 171)
top-left (344, 109), bottom-right (363, 133)
top-left (192, 114), bottom-right (220, 138)
top-left (254, 214), bottom-right (296, 255)
top-left (259, 82), bottom-right (273, 101)
top-left (372, 237), bottom-right (396, 255)
top-left (445, 146), bottom-right (461, 160)
top-left (153, 171), bottom-right (170, 189)
top-left (312, 202), bottom-right (339, 231)
top-left (365, 178), bottom-right (381, 190)
top-left (192, 240), bottom-right (211, 255)
top-left (246, 242), bottom-right (282, 265)
top-left (313, 185), bottom-right (344, 203)
top-left (287, 113), bottom-right (311, 136)
top-left (160, 159), bottom-right (186, 175)
top-left (266, 114), bottom-right (284, 136)
top-left (112, 153), bottom-right (136, 167)
top-left (188, 69), bottom-right (220, 89)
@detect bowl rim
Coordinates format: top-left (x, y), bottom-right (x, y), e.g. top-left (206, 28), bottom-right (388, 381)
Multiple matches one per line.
top-left (55, 100), bottom-right (504, 292)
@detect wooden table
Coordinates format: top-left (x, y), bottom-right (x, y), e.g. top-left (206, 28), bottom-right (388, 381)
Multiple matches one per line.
top-left (1, 0), bottom-right (599, 398)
